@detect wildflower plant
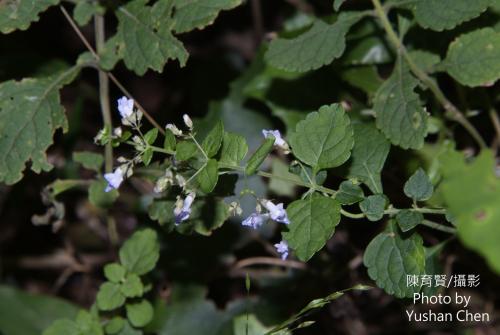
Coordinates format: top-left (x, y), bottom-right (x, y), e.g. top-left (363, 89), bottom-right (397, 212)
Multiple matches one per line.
top-left (0, 0), bottom-right (500, 334)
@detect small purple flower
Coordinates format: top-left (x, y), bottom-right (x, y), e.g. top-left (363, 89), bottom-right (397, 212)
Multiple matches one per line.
top-left (104, 168), bottom-right (124, 192)
top-left (117, 96), bottom-right (134, 119)
top-left (263, 200), bottom-right (290, 224)
top-left (274, 240), bottom-right (289, 260)
top-left (241, 213), bottom-right (269, 229)
top-left (262, 129), bottom-right (288, 149)
top-left (174, 193), bottom-right (195, 225)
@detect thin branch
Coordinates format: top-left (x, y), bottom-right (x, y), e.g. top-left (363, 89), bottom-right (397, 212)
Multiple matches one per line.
top-left (489, 109), bottom-right (500, 146)
top-left (233, 257), bottom-right (307, 270)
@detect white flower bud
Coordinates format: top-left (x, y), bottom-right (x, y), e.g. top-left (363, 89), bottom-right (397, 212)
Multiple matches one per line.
top-left (166, 124), bottom-right (183, 136)
top-left (183, 114), bottom-right (193, 129)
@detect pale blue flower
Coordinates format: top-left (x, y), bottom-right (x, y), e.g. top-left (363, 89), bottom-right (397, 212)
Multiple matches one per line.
top-left (262, 129), bottom-right (288, 149)
top-left (274, 240), bottom-right (289, 260)
top-left (117, 96), bottom-right (134, 119)
top-left (263, 200), bottom-right (290, 224)
top-left (104, 168), bottom-right (124, 192)
top-left (241, 213), bottom-right (269, 229)
top-left (174, 193), bottom-right (195, 225)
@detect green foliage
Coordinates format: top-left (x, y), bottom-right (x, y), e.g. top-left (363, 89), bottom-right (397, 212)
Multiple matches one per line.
top-left (440, 150), bottom-right (500, 274)
top-left (265, 12), bottom-right (365, 72)
top-left (97, 282), bottom-right (126, 311)
top-left (444, 28), bottom-right (500, 87)
top-left (197, 159), bottom-right (219, 193)
top-left (89, 179), bottom-right (118, 208)
top-left (283, 194), bottom-right (341, 261)
top-left (119, 229), bottom-right (160, 275)
top-left (359, 194), bottom-right (386, 221)
top-left (73, 1), bottom-right (104, 26)
top-left (288, 104), bottom-right (354, 173)
top-left (396, 210), bottom-right (424, 232)
top-left (348, 123), bottom-right (390, 194)
top-left (414, 0), bottom-right (491, 31)
top-left (363, 221), bottom-right (426, 298)
top-left (126, 300), bottom-right (154, 328)
top-left (374, 59), bottom-right (428, 149)
top-left (201, 120), bottom-right (224, 158)
top-left (219, 132), bottom-right (248, 166)
top-left (335, 180), bottom-right (364, 205)
top-left (0, 67), bottom-right (80, 184)
top-left (245, 137), bottom-right (274, 175)
top-left (175, 141), bottom-right (198, 161)
top-left (404, 168), bottom-right (433, 201)
top-left (0, 0), bottom-right (60, 34)
top-left (104, 263), bottom-right (127, 283)
top-left (73, 151), bottom-right (104, 172)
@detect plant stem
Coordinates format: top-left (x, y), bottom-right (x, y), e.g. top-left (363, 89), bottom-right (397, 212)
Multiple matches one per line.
top-left (189, 134), bottom-right (208, 160)
top-left (421, 220), bottom-right (456, 234)
top-left (371, 0), bottom-right (487, 149)
top-left (489, 108), bottom-right (500, 145)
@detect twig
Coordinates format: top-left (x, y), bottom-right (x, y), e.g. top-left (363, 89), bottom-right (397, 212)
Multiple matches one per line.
top-left (489, 109), bottom-right (500, 146)
top-left (233, 257), bottom-right (307, 270)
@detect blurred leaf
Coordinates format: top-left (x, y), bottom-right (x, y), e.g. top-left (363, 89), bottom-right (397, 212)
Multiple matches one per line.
top-left (374, 58), bottom-right (427, 149)
top-left (245, 137), bottom-right (274, 175)
top-left (126, 300), bottom-right (154, 328)
top-left (96, 282), bottom-right (126, 311)
top-left (0, 0), bottom-right (59, 34)
top-left (233, 315), bottom-right (269, 335)
top-left (404, 168), bottom-right (433, 201)
top-left (265, 12), bottom-right (366, 72)
top-left (444, 28), bottom-right (500, 87)
top-left (396, 210), bottom-right (423, 232)
top-left (148, 200), bottom-right (175, 227)
top-left (89, 179), bottom-right (118, 208)
top-left (183, 198), bottom-right (229, 236)
top-left (414, 0), bottom-right (490, 31)
top-left (73, 151), bottom-right (104, 172)
top-left (201, 120), bottom-right (224, 158)
top-left (283, 193), bottom-right (341, 261)
top-left (104, 317), bottom-right (125, 335)
top-left (269, 159), bottom-right (300, 197)
top-left (363, 221), bottom-right (426, 298)
top-left (0, 66), bottom-right (80, 184)
top-left (119, 228), bottom-right (160, 275)
top-left (333, 0), bottom-right (347, 11)
top-left (121, 274), bottom-right (144, 298)
top-left (289, 104), bottom-right (354, 173)
top-left (348, 123), bottom-right (390, 194)
top-left (73, 1), bottom-right (104, 26)
top-left (359, 194), bottom-right (386, 221)
top-left (340, 66), bottom-right (382, 95)
top-left (104, 263), bottom-right (126, 283)
top-left (343, 35), bottom-right (391, 65)
top-left (0, 285), bottom-right (79, 335)
top-left (407, 50), bottom-right (440, 74)
top-left (219, 132), bottom-right (248, 166)
top-left (197, 159), bottom-right (219, 193)
top-left (176, 141), bottom-right (198, 161)
top-left (422, 241), bottom-right (447, 296)
top-left (172, 0), bottom-right (243, 33)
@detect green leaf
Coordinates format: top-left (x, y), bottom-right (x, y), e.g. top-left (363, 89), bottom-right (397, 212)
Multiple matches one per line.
top-left (73, 1), bottom-right (104, 26)
top-left (0, 0), bottom-right (59, 34)
top-left (105, 317), bottom-right (125, 335)
top-left (42, 320), bottom-right (79, 335)
top-left (414, 0), bottom-right (490, 31)
top-left (115, 321), bottom-right (142, 335)
top-left (404, 168), bottom-right (433, 201)
top-left (0, 285), bottom-right (79, 335)
top-left (245, 137), bottom-right (274, 175)
top-left (283, 194), bottom-right (341, 261)
top-left (96, 282), bottom-right (126, 311)
top-left (201, 120), bottom-right (224, 158)
top-left (126, 300), bottom-right (154, 328)
top-left (233, 315), bottom-right (269, 335)
top-left (144, 128), bottom-right (159, 145)
top-left (75, 310), bottom-right (103, 335)
top-left (179, 197), bottom-right (229, 236)
top-left (440, 150), bottom-right (500, 274)
top-left (219, 132), bottom-right (248, 166)
top-left (119, 228), bottom-right (160, 275)
top-left (407, 50), bottom-right (440, 74)
top-left (99, 34), bottom-right (123, 71)
top-left (73, 151), bottom-right (104, 172)
top-left (141, 147), bottom-right (153, 166)
top-left (359, 194), bottom-right (386, 221)
top-left (104, 263), bottom-right (126, 283)
top-left (268, 159), bottom-right (301, 197)
top-left (289, 104), bottom-right (354, 173)
top-left (175, 141), bottom-right (198, 161)
top-left (89, 179), bottom-right (118, 208)
top-left (396, 210), bottom-right (423, 232)
top-left (0, 67), bottom-right (80, 184)
top-left (163, 130), bottom-right (176, 152)
top-left (265, 12), bottom-right (365, 72)
top-left (116, 0), bottom-right (188, 75)
top-left (340, 66), bottom-right (383, 95)
top-left (197, 159), bottom-right (219, 193)
top-left (422, 242), bottom-right (446, 296)
top-left (348, 123), bottom-right (390, 194)
top-left (363, 221), bottom-right (426, 298)
top-left (444, 28), bottom-right (500, 87)
top-left (148, 200), bottom-right (175, 227)
top-left (335, 180), bottom-right (364, 205)
top-left (374, 58), bottom-right (428, 149)
top-left (172, 0), bottom-right (243, 33)
top-left (333, 0), bottom-right (347, 11)
top-left (121, 274), bottom-right (144, 298)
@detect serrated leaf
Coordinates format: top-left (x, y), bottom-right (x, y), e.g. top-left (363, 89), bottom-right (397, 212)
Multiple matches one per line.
top-left (175, 141), bottom-right (198, 161)
top-left (404, 168), bottom-right (433, 201)
top-left (73, 1), bottom-right (104, 27)
top-left (119, 228), bottom-right (160, 275)
top-left (104, 263), bottom-right (126, 283)
top-left (283, 194), bottom-right (341, 261)
top-left (289, 104), bottom-right (354, 173)
top-left (396, 209), bottom-right (423, 232)
top-left (120, 274), bottom-right (143, 298)
top-left (0, 67), bottom-right (80, 184)
top-left (414, 0), bottom-right (490, 31)
top-left (89, 179), bottom-right (118, 208)
top-left (0, 0), bottom-right (59, 34)
top-left (197, 159), bottom-right (219, 193)
top-left (348, 123), bottom-right (390, 194)
top-left (126, 300), bottom-right (153, 328)
top-left (219, 132), bottom-right (248, 166)
top-left (96, 282), bottom-right (125, 311)
top-left (201, 120), bottom-right (223, 158)
top-left (245, 137), bottom-right (274, 175)
top-left (336, 180), bottom-right (364, 205)
top-left (265, 12), bottom-right (365, 72)
top-left (363, 221), bottom-right (426, 298)
top-left (173, 0), bottom-right (243, 33)
top-left (374, 58), bottom-right (428, 149)
top-left (73, 151), bottom-right (103, 172)
top-left (116, 0), bottom-right (188, 75)
top-left (440, 150), bottom-right (500, 274)
top-left (359, 194), bottom-right (386, 221)
top-left (444, 28), bottom-right (500, 87)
